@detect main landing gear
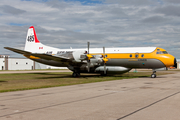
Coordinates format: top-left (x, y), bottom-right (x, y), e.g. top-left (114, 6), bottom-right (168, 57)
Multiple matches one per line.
top-left (100, 71), bottom-right (107, 76)
top-left (72, 72), bottom-right (80, 77)
top-left (151, 71), bottom-right (156, 78)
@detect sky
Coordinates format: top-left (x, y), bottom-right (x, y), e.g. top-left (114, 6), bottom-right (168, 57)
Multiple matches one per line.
top-left (0, 0), bottom-right (180, 58)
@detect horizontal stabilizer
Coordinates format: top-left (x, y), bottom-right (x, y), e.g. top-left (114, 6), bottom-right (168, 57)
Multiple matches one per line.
top-left (5, 47), bottom-right (70, 63)
top-left (4, 47), bottom-right (31, 55)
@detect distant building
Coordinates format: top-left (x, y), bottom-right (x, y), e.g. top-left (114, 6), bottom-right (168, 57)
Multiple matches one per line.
top-left (0, 55), bottom-right (67, 70)
top-left (177, 59), bottom-right (180, 69)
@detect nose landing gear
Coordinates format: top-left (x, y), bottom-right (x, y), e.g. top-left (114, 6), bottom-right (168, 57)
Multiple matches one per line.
top-left (151, 71), bottom-right (156, 78)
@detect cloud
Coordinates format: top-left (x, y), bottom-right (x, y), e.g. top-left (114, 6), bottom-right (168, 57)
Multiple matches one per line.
top-left (141, 16), bottom-right (169, 23)
top-left (0, 0), bottom-right (180, 58)
top-left (154, 5), bottom-right (180, 17)
top-left (0, 5), bottom-right (26, 15)
top-left (105, 0), bottom-right (155, 6)
top-left (163, 0), bottom-right (180, 4)
top-left (46, 0), bottom-right (71, 9)
top-left (151, 39), bottom-right (162, 43)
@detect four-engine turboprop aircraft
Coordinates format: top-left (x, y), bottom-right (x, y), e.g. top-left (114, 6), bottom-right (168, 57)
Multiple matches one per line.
top-left (5, 26), bottom-right (177, 78)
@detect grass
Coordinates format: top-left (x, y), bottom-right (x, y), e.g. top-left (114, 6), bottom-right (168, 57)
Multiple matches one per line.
top-left (0, 71), bottom-right (172, 93)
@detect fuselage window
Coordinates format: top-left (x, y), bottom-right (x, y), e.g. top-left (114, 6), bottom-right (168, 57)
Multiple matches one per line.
top-left (135, 54), bottom-right (138, 58)
top-left (156, 49), bottom-right (161, 54)
top-left (141, 54), bottom-right (144, 57)
top-left (130, 54), bottom-right (132, 57)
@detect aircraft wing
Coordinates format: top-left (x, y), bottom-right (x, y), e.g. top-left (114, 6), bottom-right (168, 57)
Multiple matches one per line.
top-left (4, 47), bottom-right (70, 63)
top-left (4, 47), bottom-right (31, 55)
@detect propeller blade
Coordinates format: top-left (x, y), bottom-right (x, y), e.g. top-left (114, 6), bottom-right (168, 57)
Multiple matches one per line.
top-left (103, 47), bottom-right (105, 58)
top-left (87, 42), bottom-right (90, 54)
top-left (87, 60), bottom-right (90, 72)
top-left (104, 62), bottom-right (106, 75)
top-left (87, 42), bottom-right (90, 72)
top-left (103, 47), bottom-right (106, 75)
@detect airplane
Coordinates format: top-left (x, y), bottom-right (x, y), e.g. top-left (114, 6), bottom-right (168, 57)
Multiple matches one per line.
top-left (5, 26), bottom-right (177, 78)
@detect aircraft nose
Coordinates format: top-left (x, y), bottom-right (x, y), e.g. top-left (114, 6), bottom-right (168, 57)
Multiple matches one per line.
top-left (173, 58), bottom-right (177, 68)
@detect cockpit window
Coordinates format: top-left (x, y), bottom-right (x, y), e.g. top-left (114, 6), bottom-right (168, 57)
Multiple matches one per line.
top-left (156, 52), bottom-right (161, 54)
top-left (162, 51), bottom-right (168, 54)
top-left (156, 51), bottom-right (168, 54)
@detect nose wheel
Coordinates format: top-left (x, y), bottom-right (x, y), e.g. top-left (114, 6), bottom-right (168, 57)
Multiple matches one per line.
top-left (151, 71), bottom-right (156, 78)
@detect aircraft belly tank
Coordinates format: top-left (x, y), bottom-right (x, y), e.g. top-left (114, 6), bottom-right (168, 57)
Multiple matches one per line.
top-left (95, 66), bottom-right (131, 74)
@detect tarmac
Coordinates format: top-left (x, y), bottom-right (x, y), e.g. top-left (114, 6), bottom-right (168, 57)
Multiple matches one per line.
top-left (0, 71), bottom-right (180, 120)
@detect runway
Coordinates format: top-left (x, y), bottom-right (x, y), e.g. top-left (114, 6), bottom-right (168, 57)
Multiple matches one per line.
top-left (0, 72), bottom-right (180, 120)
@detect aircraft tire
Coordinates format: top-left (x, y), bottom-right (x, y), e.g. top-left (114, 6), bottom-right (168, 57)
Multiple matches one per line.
top-left (151, 74), bottom-right (156, 78)
top-left (72, 72), bottom-right (80, 77)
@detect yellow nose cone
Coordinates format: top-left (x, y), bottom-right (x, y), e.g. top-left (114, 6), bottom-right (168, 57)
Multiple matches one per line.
top-left (159, 54), bottom-right (175, 67)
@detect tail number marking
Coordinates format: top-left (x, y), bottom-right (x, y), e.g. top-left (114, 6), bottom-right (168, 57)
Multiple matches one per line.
top-left (27, 35), bottom-right (34, 42)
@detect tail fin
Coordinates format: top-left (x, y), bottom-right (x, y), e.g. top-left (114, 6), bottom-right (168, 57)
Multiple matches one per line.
top-left (24, 26), bottom-right (44, 53)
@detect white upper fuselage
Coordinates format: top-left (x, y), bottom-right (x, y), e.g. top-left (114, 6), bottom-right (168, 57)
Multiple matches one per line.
top-left (29, 42), bottom-right (157, 54)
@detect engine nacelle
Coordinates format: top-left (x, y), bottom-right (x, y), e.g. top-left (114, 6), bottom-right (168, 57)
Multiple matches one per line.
top-left (153, 67), bottom-right (167, 71)
top-left (72, 50), bottom-right (103, 64)
top-left (95, 66), bottom-right (131, 74)
top-left (72, 50), bottom-right (87, 62)
top-left (90, 58), bottom-right (103, 64)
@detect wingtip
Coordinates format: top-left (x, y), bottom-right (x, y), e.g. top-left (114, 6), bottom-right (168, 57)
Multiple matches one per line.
top-left (4, 47), bottom-right (9, 49)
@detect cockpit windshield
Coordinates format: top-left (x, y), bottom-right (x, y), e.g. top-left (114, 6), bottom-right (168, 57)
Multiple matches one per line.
top-left (162, 51), bottom-right (168, 54)
top-left (156, 50), bottom-right (168, 54)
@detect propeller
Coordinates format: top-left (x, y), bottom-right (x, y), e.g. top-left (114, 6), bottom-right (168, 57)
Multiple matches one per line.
top-left (103, 47), bottom-right (108, 75)
top-left (86, 42), bottom-right (108, 74)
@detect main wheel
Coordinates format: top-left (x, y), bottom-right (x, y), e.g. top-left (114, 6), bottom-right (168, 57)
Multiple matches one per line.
top-left (151, 74), bottom-right (156, 78)
top-left (72, 72), bottom-right (80, 77)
